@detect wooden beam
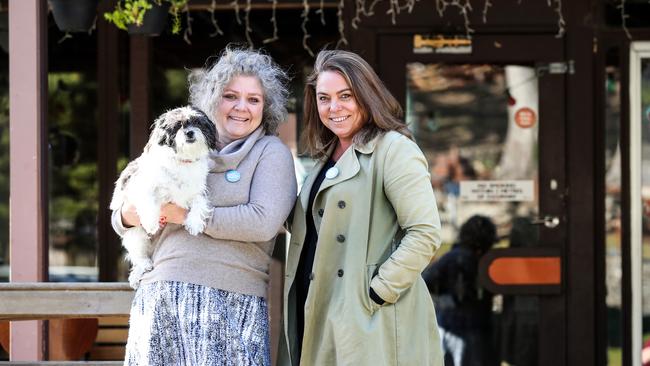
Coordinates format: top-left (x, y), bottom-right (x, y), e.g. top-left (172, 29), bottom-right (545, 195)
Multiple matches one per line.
top-left (0, 362), bottom-right (122, 366)
top-left (0, 283), bottom-right (133, 321)
top-left (8, 0), bottom-right (48, 360)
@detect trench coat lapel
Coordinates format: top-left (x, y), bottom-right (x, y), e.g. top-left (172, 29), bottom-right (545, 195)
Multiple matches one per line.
top-left (317, 146), bottom-right (360, 193)
top-left (299, 158), bottom-right (327, 213)
top-left (316, 133), bottom-right (382, 191)
top-left (299, 135), bottom-right (381, 210)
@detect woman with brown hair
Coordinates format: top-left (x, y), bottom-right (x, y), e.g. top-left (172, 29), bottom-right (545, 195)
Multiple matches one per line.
top-left (280, 49), bottom-right (443, 365)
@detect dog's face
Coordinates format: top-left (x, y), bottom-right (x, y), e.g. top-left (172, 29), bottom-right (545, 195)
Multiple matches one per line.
top-left (147, 106), bottom-right (217, 160)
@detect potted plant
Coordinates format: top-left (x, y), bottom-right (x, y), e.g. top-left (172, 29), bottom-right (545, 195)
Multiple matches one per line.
top-left (49, 0), bottom-right (99, 33)
top-left (104, 0), bottom-right (187, 36)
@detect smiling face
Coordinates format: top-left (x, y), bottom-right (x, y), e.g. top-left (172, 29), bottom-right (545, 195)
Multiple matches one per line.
top-left (214, 75), bottom-right (265, 146)
top-left (316, 71), bottom-right (365, 146)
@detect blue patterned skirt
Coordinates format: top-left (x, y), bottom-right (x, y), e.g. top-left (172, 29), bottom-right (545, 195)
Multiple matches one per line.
top-left (124, 281), bottom-right (270, 366)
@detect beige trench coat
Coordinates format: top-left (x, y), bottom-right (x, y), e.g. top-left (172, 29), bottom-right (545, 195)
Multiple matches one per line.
top-left (280, 131), bottom-right (444, 366)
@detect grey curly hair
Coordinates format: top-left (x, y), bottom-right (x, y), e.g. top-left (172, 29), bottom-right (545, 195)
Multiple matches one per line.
top-left (188, 47), bottom-right (289, 135)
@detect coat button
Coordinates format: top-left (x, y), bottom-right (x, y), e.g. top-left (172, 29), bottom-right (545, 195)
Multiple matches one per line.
top-left (309, 272), bottom-right (315, 281)
top-left (337, 269), bottom-right (344, 277)
top-left (338, 200), bottom-right (346, 209)
top-left (318, 208), bottom-right (324, 217)
top-left (336, 234), bottom-right (345, 243)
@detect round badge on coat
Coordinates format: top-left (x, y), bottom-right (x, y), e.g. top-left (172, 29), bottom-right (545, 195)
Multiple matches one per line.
top-left (325, 167), bottom-right (339, 179)
top-left (225, 169), bottom-right (241, 183)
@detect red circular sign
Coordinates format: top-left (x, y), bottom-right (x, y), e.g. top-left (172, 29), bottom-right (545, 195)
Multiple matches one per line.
top-left (514, 107), bottom-right (537, 128)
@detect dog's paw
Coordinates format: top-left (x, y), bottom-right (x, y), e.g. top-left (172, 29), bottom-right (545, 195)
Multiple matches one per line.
top-left (184, 217), bottom-right (206, 236)
top-left (128, 273), bottom-right (141, 290)
top-left (128, 262), bottom-right (153, 289)
top-left (185, 200), bottom-right (210, 236)
top-left (141, 258), bottom-right (153, 272)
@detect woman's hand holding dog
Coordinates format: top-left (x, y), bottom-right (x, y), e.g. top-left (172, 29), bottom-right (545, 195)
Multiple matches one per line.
top-left (121, 201), bottom-right (188, 229)
top-left (160, 203), bottom-right (188, 225)
top-left (121, 202), bottom-right (141, 228)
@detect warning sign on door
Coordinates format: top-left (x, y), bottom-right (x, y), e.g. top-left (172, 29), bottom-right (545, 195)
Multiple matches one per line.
top-left (459, 180), bottom-right (535, 202)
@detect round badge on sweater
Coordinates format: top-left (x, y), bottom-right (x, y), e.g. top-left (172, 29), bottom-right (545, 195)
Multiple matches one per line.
top-left (225, 169), bottom-right (241, 183)
top-left (325, 167), bottom-right (339, 179)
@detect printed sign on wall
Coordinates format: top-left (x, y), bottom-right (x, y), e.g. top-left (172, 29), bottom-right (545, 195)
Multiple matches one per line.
top-left (413, 35), bottom-right (472, 54)
top-left (460, 180), bottom-right (535, 202)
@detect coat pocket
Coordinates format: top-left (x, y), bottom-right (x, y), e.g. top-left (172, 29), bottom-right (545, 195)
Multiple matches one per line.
top-left (365, 264), bottom-right (382, 315)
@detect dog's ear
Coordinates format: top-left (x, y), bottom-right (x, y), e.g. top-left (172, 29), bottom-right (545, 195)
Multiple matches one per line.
top-left (151, 110), bottom-right (167, 131)
top-left (144, 127), bottom-right (169, 149)
top-left (191, 106), bottom-right (218, 150)
top-left (158, 132), bottom-right (168, 146)
top-left (146, 110), bottom-right (176, 148)
top-left (153, 114), bottom-right (168, 146)
top-left (143, 114), bottom-right (162, 151)
top-left (160, 126), bottom-right (177, 148)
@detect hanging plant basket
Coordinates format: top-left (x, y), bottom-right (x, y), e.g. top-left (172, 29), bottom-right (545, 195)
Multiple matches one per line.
top-left (49, 0), bottom-right (99, 33)
top-left (127, 2), bottom-right (170, 36)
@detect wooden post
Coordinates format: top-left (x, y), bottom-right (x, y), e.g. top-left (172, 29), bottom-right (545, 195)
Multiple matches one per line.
top-left (8, 0), bottom-right (48, 360)
top-left (97, 0), bottom-right (120, 282)
top-left (270, 113), bottom-right (296, 365)
top-left (129, 35), bottom-right (151, 158)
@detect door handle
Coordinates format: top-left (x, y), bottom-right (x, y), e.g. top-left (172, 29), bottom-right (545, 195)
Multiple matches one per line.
top-left (530, 215), bottom-right (560, 228)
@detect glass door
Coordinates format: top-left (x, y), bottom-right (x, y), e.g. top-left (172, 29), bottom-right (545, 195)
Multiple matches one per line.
top-left (379, 34), bottom-right (567, 366)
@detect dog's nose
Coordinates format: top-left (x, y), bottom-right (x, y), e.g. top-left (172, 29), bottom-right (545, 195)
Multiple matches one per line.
top-left (185, 130), bottom-right (195, 141)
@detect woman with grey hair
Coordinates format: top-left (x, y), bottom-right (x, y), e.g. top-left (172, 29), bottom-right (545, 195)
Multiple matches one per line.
top-left (113, 47), bottom-right (297, 365)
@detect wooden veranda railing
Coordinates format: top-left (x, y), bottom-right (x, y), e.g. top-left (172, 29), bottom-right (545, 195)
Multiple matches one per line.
top-left (0, 282), bottom-right (134, 365)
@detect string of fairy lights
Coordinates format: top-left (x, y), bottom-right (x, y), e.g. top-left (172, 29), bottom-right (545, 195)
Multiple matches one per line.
top-left (54, 0), bottom-right (647, 52)
top-left (207, 0), bottom-right (568, 54)
top-left (196, 0), bottom-right (568, 53)
top-left (618, 0), bottom-right (631, 39)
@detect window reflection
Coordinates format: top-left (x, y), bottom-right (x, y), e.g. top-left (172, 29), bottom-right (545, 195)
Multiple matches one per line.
top-left (410, 63), bottom-right (540, 366)
top-left (48, 72), bottom-right (99, 282)
top-left (641, 57), bottom-right (650, 366)
top-left (406, 63), bottom-right (538, 243)
top-left (604, 58), bottom-right (623, 365)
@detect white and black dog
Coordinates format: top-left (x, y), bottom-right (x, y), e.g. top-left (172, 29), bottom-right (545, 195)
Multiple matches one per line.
top-left (110, 106), bottom-right (217, 288)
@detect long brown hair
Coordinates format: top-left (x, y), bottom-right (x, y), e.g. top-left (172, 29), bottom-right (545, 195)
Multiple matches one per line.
top-left (302, 50), bottom-right (412, 159)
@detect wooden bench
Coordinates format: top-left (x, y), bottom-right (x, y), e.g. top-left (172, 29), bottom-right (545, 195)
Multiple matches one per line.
top-left (0, 283), bottom-right (132, 364)
top-left (0, 259), bottom-right (284, 365)
top-left (0, 363), bottom-right (123, 365)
